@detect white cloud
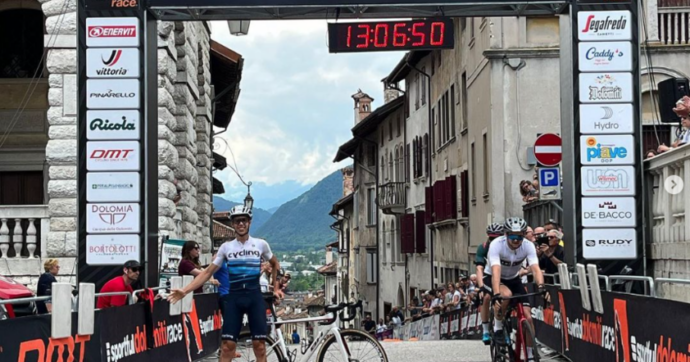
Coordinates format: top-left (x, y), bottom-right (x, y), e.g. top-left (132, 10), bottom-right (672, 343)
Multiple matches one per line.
top-left (210, 20), bottom-right (404, 193)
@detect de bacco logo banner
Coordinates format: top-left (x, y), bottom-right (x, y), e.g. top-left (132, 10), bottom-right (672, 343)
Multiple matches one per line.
top-left (87, 203), bottom-right (140, 234)
top-left (87, 110), bottom-right (140, 140)
top-left (87, 48), bottom-right (140, 78)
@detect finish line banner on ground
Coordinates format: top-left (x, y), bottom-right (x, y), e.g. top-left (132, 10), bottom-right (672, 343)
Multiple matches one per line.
top-left (0, 293), bottom-right (221, 362)
top-left (532, 286), bottom-right (690, 361)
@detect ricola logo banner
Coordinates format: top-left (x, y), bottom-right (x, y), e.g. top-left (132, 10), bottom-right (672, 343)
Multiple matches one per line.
top-left (87, 79), bottom-right (140, 109)
top-left (86, 17), bottom-right (139, 47)
top-left (87, 110), bottom-right (140, 140)
top-left (578, 11), bottom-right (631, 41)
top-left (87, 48), bottom-right (140, 78)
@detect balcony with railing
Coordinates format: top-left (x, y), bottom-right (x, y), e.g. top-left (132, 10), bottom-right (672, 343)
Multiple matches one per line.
top-left (657, 0), bottom-right (690, 44)
top-left (377, 182), bottom-right (406, 214)
top-left (0, 205), bottom-right (49, 259)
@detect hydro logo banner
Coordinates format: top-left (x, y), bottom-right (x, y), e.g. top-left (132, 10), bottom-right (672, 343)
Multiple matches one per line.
top-left (532, 286), bottom-right (690, 362)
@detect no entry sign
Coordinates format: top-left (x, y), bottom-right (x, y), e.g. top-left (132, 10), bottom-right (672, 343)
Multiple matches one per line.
top-left (534, 133), bottom-right (562, 166)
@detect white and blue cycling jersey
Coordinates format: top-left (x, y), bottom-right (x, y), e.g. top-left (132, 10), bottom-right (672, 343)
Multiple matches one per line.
top-left (213, 236), bottom-right (273, 290)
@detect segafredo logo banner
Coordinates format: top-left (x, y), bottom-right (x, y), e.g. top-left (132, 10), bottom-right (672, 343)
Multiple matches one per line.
top-left (87, 48), bottom-right (140, 78)
top-left (578, 42), bottom-right (632, 72)
top-left (580, 135), bottom-right (634, 165)
top-left (580, 104), bottom-right (633, 134)
top-left (579, 73), bottom-right (633, 103)
top-left (87, 110), bottom-right (140, 140)
top-left (86, 17), bottom-right (139, 47)
top-left (87, 203), bottom-right (140, 233)
top-left (87, 79), bottom-right (140, 109)
top-left (578, 11), bottom-right (632, 41)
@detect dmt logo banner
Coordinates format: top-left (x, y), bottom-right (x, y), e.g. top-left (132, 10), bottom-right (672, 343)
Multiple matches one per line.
top-left (86, 17), bottom-right (139, 47)
top-left (86, 141), bottom-right (140, 171)
top-left (581, 166), bottom-right (635, 196)
top-left (87, 48), bottom-right (140, 79)
top-left (87, 110), bottom-right (140, 141)
top-left (579, 72), bottom-right (633, 103)
top-left (578, 10), bottom-right (632, 41)
top-left (87, 203), bottom-right (140, 234)
top-left (580, 135), bottom-right (634, 165)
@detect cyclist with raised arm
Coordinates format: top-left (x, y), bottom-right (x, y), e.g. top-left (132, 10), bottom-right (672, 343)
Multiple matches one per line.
top-left (488, 217), bottom-right (549, 360)
top-left (475, 222), bottom-right (504, 345)
top-left (168, 205), bottom-right (283, 362)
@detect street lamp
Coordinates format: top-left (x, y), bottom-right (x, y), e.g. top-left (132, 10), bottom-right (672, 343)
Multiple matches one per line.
top-left (227, 20), bottom-right (250, 36)
top-left (243, 182), bottom-right (254, 210)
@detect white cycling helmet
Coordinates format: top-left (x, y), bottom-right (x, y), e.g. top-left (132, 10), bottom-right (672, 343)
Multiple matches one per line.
top-left (229, 205), bottom-right (253, 220)
top-left (504, 217), bottom-right (528, 233)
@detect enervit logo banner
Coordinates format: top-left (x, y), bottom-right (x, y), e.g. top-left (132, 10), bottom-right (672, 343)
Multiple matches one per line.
top-left (87, 110), bottom-right (140, 140)
top-left (86, 234), bottom-right (139, 265)
top-left (87, 203), bottom-right (140, 233)
top-left (578, 11), bottom-right (632, 41)
top-left (87, 79), bottom-right (140, 109)
top-left (87, 48), bottom-right (140, 78)
top-left (86, 17), bottom-right (139, 47)
top-left (578, 41), bottom-right (632, 72)
top-left (87, 141), bottom-right (140, 171)
top-left (579, 104), bottom-right (633, 134)
top-left (579, 73), bottom-right (633, 103)
top-left (582, 228), bottom-right (637, 259)
top-left (87, 172), bottom-right (140, 202)
top-left (580, 135), bottom-right (634, 165)
top-left (581, 197), bottom-right (636, 227)
top-left (581, 166), bottom-right (635, 196)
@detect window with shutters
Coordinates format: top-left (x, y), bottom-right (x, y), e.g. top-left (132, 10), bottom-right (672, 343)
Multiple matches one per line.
top-left (450, 85), bottom-right (456, 137)
top-left (422, 134), bottom-right (429, 176)
top-left (483, 133), bottom-right (489, 197)
top-left (388, 151), bottom-right (394, 182)
top-left (461, 171), bottom-right (469, 218)
top-left (471, 142), bottom-right (476, 202)
top-left (354, 190), bottom-right (359, 228)
top-left (415, 210), bottom-right (426, 253)
top-left (401, 213), bottom-right (415, 254)
top-left (389, 121), bottom-right (393, 141)
top-left (461, 72), bottom-right (468, 131)
top-left (405, 144), bottom-right (410, 182)
top-left (381, 155), bottom-right (386, 181)
top-left (425, 187), bottom-right (434, 224)
top-left (415, 74), bottom-right (420, 110)
top-left (366, 250), bottom-right (377, 284)
top-left (367, 188), bottom-right (376, 226)
top-left (382, 222), bottom-right (388, 263)
top-left (421, 67), bottom-right (427, 105)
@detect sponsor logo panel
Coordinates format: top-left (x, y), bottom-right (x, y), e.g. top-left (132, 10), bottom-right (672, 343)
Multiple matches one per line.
top-left (582, 228), bottom-right (637, 259)
top-left (580, 135), bottom-right (634, 165)
top-left (579, 104), bottom-right (633, 134)
top-left (581, 197), bottom-right (636, 227)
top-left (86, 234), bottom-right (139, 265)
top-left (87, 110), bottom-right (140, 140)
top-left (87, 203), bottom-right (140, 234)
top-left (578, 11), bottom-right (632, 41)
top-left (87, 48), bottom-right (140, 78)
top-left (86, 141), bottom-right (140, 171)
top-left (87, 79), bottom-right (140, 109)
top-left (86, 17), bottom-right (139, 47)
top-left (87, 172), bottom-right (140, 202)
top-left (579, 73), bottom-right (633, 103)
top-left (578, 41), bottom-right (632, 72)
top-left (581, 166), bottom-right (635, 196)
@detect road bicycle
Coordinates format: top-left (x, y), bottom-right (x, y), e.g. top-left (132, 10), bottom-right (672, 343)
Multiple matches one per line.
top-left (234, 293), bottom-right (389, 362)
top-left (489, 290), bottom-right (548, 362)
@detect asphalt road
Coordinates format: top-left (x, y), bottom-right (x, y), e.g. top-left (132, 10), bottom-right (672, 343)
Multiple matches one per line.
top-left (199, 340), bottom-right (569, 362)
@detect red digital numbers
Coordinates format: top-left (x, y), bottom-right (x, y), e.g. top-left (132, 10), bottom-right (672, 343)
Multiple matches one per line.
top-left (357, 24), bottom-right (370, 48)
top-left (373, 24), bottom-right (389, 48)
top-left (430, 22), bottom-right (444, 45)
top-left (411, 22), bottom-right (425, 46)
top-left (393, 23), bottom-right (406, 46)
top-left (339, 19), bottom-right (450, 51)
top-left (347, 25), bottom-right (352, 47)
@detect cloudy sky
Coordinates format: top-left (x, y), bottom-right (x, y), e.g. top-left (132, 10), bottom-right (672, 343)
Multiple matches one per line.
top-left (210, 20), bottom-right (405, 210)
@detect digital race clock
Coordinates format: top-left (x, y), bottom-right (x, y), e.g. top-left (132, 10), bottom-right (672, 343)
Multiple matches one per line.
top-left (327, 18), bottom-right (454, 53)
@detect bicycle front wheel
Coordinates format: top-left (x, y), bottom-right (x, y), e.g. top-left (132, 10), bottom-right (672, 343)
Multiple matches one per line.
top-left (236, 332), bottom-right (287, 362)
top-left (519, 320), bottom-right (540, 362)
top-left (316, 329), bottom-right (388, 362)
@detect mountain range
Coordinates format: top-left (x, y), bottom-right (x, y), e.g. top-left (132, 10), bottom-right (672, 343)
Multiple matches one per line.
top-left (213, 168), bottom-right (345, 251)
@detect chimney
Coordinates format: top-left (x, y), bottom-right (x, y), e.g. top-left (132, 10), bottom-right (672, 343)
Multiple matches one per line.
top-left (326, 246), bottom-right (333, 264)
top-left (351, 89), bottom-right (374, 125)
top-left (341, 166), bottom-right (354, 197)
top-left (384, 83), bottom-right (400, 103)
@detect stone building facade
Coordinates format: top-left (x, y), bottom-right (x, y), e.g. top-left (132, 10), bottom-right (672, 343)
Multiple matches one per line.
top-left (0, 0), bottom-right (242, 287)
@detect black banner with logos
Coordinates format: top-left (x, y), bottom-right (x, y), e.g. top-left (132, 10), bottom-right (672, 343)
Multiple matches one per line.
top-left (0, 294), bottom-right (220, 362)
top-left (438, 304), bottom-right (482, 340)
top-left (533, 286), bottom-right (690, 362)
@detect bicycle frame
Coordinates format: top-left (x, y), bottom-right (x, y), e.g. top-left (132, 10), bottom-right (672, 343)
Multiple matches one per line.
top-left (494, 290), bottom-right (546, 362)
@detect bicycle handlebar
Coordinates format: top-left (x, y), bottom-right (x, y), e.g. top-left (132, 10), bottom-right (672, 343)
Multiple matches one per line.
top-left (491, 290), bottom-right (547, 301)
top-left (321, 300), bottom-right (363, 322)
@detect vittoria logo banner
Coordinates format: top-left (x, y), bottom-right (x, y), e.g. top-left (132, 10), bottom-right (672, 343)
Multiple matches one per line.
top-left (87, 48), bottom-right (140, 78)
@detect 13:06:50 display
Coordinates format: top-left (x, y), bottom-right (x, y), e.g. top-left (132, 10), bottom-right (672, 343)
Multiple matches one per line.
top-left (328, 19), bottom-right (454, 53)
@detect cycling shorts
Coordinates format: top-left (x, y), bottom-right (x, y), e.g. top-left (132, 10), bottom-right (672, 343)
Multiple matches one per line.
top-left (220, 289), bottom-right (268, 342)
top-left (483, 275), bottom-right (530, 307)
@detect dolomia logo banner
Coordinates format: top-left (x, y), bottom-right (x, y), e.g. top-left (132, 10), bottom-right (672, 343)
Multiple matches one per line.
top-left (581, 166), bottom-right (635, 196)
top-left (580, 135), bottom-right (634, 165)
top-left (579, 104), bottom-right (633, 134)
top-left (87, 203), bottom-right (140, 234)
top-left (579, 73), bottom-right (633, 103)
top-left (87, 172), bottom-right (140, 202)
top-left (87, 110), bottom-right (140, 140)
top-left (578, 11), bottom-right (632, 41)
top-left (86, 17), bottom-right (139, 47)
top-left (87, 141), bottom-right (140, 171)
top-left (86, 234), bottom-right (139, 265)
top-left (87, 79), bottom-right (140, 109)
top-left (87, 48), bottom-right (140, 78)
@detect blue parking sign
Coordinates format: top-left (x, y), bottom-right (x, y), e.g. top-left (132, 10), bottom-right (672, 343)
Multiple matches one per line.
top-left (539, 168), bottom-right (560, 187)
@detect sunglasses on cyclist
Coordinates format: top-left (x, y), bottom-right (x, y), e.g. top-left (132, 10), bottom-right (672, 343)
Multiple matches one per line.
top-left (129, 267), bottom-right (141, 273)
top-left (507, 234), bottom-right (524, 242)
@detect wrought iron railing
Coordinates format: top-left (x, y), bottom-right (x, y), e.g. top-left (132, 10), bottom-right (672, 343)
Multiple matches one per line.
top-left (377, 182), bottom-right (406, 210)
